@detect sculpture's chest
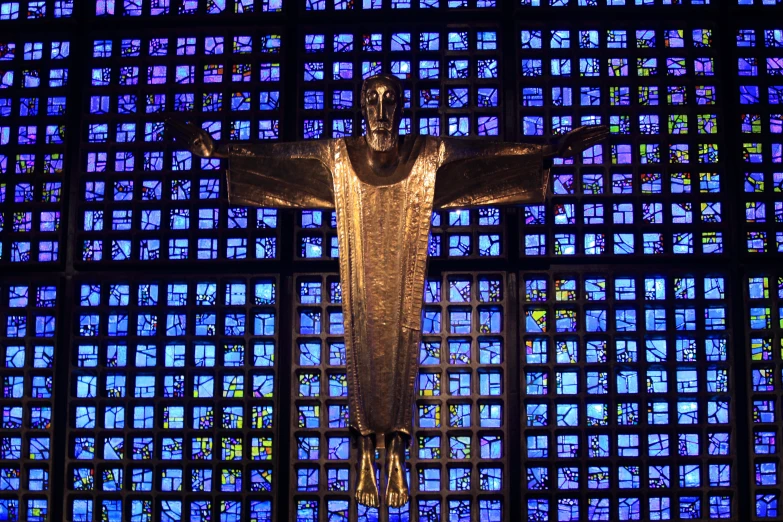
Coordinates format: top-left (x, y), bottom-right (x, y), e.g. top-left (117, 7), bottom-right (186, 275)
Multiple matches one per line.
top-left (331, 140), bottom-right (438, 216)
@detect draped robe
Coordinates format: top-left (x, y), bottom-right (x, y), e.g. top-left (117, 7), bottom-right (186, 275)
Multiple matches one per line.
top-left (331, 137), bottom-right (438, 440)
top-left (226, 136), bottom-right (547, 444)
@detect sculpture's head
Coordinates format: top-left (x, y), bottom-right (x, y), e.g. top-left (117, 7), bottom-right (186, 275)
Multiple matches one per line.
top-left (361, 74), bottom-right (402, 153)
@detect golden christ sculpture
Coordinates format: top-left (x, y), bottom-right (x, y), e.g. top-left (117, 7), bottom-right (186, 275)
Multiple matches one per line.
top-left (167, 74), bottom-right (607, 508)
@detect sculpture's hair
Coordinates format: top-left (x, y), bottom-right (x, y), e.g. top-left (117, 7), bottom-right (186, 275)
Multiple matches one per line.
top-left (360, 74), bottom-right (403, 109)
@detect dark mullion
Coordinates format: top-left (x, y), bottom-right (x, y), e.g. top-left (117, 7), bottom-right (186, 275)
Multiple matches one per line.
top-left (51, 0), bottom-right (92, 519)
top-left (501, 0), bottom-right (518, 142)
top-left (0, 31), bottom-right (69, 272)
top-left (283, 0), bottom-right (301, 144)
top-left (278, 0), bottom-right (299, 512)
top-left (502, 0), bottom-right (522, 508)
top-left (719, 17), bottom-right (754, 522)
top-left (276, 273), bottom-right (295, 522)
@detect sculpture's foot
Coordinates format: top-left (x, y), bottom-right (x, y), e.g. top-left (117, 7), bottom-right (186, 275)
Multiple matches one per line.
top-left (384, 433), bottom-right (409, 508)
top-left (356, 435), bottom-right (379, 507)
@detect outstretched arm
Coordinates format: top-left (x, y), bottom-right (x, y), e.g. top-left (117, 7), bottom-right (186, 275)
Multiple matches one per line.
top-left (166, 119), bottom-right (334, 209)
top-left (543, 125), bottom-right (609, 161)
top-left (433, 126), bottom-right (608, 209)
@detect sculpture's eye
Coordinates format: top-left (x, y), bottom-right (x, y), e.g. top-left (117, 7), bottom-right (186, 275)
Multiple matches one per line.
top-left (366, 91), bottom-right (379, 105)
top-left (384, 90), bottom-right (396, 103)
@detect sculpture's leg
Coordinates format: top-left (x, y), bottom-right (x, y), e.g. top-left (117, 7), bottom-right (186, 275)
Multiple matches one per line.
top-left (356, 434), bottom-right (379, 507)
top-left (384, 432), bottom-right (409, 508)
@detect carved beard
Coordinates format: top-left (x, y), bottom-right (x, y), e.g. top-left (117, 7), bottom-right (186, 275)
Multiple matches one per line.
top-left (365, 127), bottom-right (397, 152)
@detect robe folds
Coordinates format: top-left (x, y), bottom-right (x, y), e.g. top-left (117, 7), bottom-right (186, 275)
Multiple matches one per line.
top-left (330, 137), bottom-right (438, 440)
top-left (225, 135), bottom-right (548, 445)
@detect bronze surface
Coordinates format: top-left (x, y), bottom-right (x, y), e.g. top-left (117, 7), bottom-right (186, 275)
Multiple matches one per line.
top-left (166, 73), bottom-right (608, 508)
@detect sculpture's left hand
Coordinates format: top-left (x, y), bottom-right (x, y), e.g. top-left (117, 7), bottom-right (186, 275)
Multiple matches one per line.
top-left (166, 118), bottom-right (223, 158)
top-left (548, 125), bottom-right (610, 159)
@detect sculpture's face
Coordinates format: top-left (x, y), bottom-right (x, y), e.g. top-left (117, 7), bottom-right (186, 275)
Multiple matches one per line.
top-left (363, 78), bottom-right (401, 153)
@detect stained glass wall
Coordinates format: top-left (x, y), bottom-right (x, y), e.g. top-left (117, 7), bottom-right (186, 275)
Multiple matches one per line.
top-left (736, 28), bottom-right (783, 256)
top-left (2, 1), bottom-right (783, 522)
top-left (295, 207), bottom-right (505, 260)
top-left (78, 31), bottom-right (282, 265)
top-left (745, 274), bottom-right (783, 520)
top-left (517, 24), bottom-right (723, 258)
top-left (0, 0), bottom-right (72, 20)
top-left (522, 269), bottom-right (733, 520)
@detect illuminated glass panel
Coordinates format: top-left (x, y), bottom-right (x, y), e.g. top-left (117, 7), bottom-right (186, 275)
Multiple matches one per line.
top-left (519, 26), bottom-right (724, 258)
top-left (304, 0), bottom-right (495, 12)
top-left (67, 276), bottom-right (277, 521)
top-left (0, 281), bottom-right (56, 522)
top-left (92, 0), bottom-right (282, 15)
top-left (0, 0), bottom-right (72, 20)
top-left (0, 38), bottom-right (68, 264)
top-left (522, 270), bottom-right (733, 521)
top-left (519, 0), bottom-right (711, 6)
top-left (293, 272), bottom-right (506, 519)
top-left (745, 274), bottom-right (783, 519)
top-left (737, 28), bottom-right (783, 255)
top-left (78, 33), bottom-right (282, 264)
top-left (297, 28), bottom-right (502, 259)
top-left (293, 275), bottom-right (349, 518)
top-left (300, 28), bottom-right (501, 138)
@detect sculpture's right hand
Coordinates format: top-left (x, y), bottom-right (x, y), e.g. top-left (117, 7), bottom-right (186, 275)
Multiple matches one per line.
top-left (166, 118), bottom-right (217, 158)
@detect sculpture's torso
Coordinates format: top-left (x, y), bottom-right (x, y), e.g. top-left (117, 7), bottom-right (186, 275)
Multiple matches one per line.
top-left (329, 136), bottom-right (440, 440)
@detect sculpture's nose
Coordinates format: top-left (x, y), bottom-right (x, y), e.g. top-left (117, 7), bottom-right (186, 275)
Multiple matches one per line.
top-left (377, 99), bottom-right (389, 122)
